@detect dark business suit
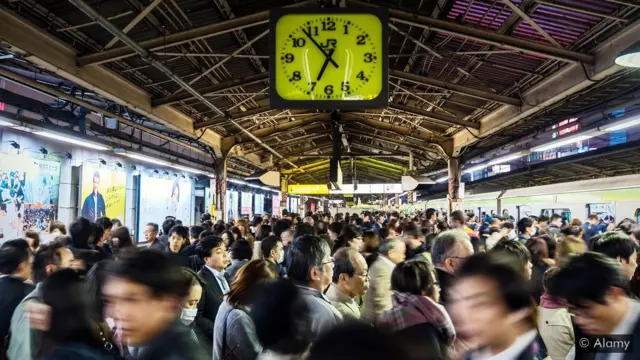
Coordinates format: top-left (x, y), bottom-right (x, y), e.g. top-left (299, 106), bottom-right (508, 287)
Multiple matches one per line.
top-left (0, 276), bottom-right (34, 347)
top-left (195, 266), bottom-right (229, 355)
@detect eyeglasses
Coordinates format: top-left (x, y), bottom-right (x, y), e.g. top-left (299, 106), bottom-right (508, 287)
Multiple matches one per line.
top-left (321, 258), bottom-right (335, 266)
top-left (448, 256), bottom-right (470, 261)
top-left (353, 272), bottom-right (369, 278)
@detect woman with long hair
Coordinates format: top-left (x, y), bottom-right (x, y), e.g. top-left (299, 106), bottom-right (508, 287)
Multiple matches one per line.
top-left (213, 260), bottom-right (278, 360)
top-left (109, 226), bottom-right (135, 257)
top-left (332, 224), bottom-right (363, 254)
top-left (236, 219), bottom-right (255, 246)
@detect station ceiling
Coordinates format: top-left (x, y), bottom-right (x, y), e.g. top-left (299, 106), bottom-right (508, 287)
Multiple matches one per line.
top-left (1, 0), bottom-right (639, 184)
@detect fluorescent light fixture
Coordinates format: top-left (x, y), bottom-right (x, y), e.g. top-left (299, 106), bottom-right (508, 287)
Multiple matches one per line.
top-left (463, 164), bottom-right (487, 174)
top-left (602, 115), bottom-right (640, 132)
top-left (228, 178), bottom-right (279, 193)
top-left (172, 164), bottom-right (203, 174)
top-left (35, 131), bottom-right (110, 151)
top-left (436, 176), bottom-right (448, 183)
top-left (615, 42), bottom-right (640, 68)
top-left (531, 132), bottom-right (595, 152)
top-left (123, 153), bottom-right (171, 166)
top-left (487, 154), bottom-right (525, 166)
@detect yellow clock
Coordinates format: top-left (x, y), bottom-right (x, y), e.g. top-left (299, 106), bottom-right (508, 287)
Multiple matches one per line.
top-left (269, 8), bottom-right (388, 109)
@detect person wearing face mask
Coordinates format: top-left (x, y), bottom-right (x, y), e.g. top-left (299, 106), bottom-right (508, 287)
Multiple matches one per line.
top-left (179, 269), bottom-right (207, 350)
top-left (260, 235), bottom-right (284, 276)
top-left (213, 260), bottom-right (278, 360)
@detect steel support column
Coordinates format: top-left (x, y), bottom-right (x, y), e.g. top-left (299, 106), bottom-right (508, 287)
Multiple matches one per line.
top-left (215, 156), bottom-right (228, 221)
top-left (448, 157), bottom-right (461, 214)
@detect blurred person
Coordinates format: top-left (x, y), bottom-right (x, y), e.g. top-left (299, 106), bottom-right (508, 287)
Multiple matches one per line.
top-left (109, 226), bottom-right (135, 257)
top-left (159, 218), bottom-right (176, 248)
top-left (547, 214), bottom-right (563, 240)
top-left (378, 260), bottom-right (455, 360)
top-left (294, 223), bottom-right (315, 239)
top-left (37, 269), bottom-right (113, 360)
top-left (403, 223), bottom-right (430, 263)
top-left (424, 208), bottom-right (438, 234)
top-left (252, 280), bottom-right (313, 360)
top-left (89, 223), bottom-right (108, 257)
top-left (326, 248), bottom-right (369, 320)
top-left (94, 217), bottom-right (112, 241)
top-left (221, 230), bottom-right (235, 249)
top-left (201, 213), bottom-right (212, 223)
top-left (251, 217), bottom-right (263, 237)
top-left (7, 243), bottom-right (74, 360)
top-left (204, 220), bottom-right (216, 233)
top-left (569, 218), bottom-right (582, 227)
top-left (314, 220), bottom-right (332, 250)
top-left (261, 235), bottom-right (284, 275)
top-left (190, 225), bottom-right (204, 247)
top-left (253, 224), bottom-right (272, 260)
top-left (226, 240), bottom-right (252, 282)
top-left (41, 221), bottom-right (67, 245)
top-left (583, 214), bottom-right (602, 242)
top-left (0, 244), bottom-right (34, 346)
top-left (273, 220), bottom-right (292, 243)
top-left (69, 217), bottom-right (93, 250)
top-left (449, 252), bottom-right (538, 360)
top-left (145, 222), bottom-right (162, 249)
top-left (230, 227), bottom-right (243, 242)
top-left (555, 235), bottom-right (587, 265)
top-left (484, 226), bottom-right (504, 251)
top-left (332, 224), bottom-right (362, 254)
top-left (430, 230), bottom-right (473, 306)
top-left (491, 239), bottom-right (533, 280)
top-left (213, 260), bottom-right (278, 360)
top-left (179, 268), bottom-right (208, 351)
top-left (561, 225), bottom-right (584, 239)
top-left (304, 216), bottom-right (314, 225)
top-left (363, 237), bottom-right (406, 321)
top-left (548, 252), bottom-right (640, 359)
top-left (286, 235), bottom-right (342, 338)
top-left (517, 217), bottom-right (536, 243)
top-left (537, 215), bottom-right (549, 230)
top-left (24, 231), bottom-right (40, 253)
top-left (592, 231), bottom-right (638, 281)
top-left (327, 222), bottom-right (344, 245)
top-left (195, 235), bottom-right (230, 352)
top-left (361, 230), bottom-right (379, 265)
top-left (102, 250), bottom-right (208, 360)
top-left (308, 323), bottom-right (409, 360)
top-left (526, 238), bottom-right (551, 303)
top-left (616, 218), bottom-right (638, 236)
top-left (537, 267), bottom-right (574, 360)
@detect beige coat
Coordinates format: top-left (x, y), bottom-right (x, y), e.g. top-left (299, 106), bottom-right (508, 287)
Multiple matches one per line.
top-left (362, 256), bottom-right (394, 322)
top-left (537, 306), bottom-right (574, 360)
top-left (326, 284), bottom-right (360, 320)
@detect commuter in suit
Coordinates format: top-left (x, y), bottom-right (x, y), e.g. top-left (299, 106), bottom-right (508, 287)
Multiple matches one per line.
top-left (195, 235), bottom-right (230, 354)
top-left (363, 237), bottom-right (406, 322)
top-left (0, 241), bottom-right (34, 346)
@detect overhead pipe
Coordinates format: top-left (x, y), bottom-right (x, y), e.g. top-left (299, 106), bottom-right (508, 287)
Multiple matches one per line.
top-left (67, 0), bottom-right (310, 176)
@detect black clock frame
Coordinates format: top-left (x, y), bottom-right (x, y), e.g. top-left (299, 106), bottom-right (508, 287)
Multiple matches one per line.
top-left (269, 7), bottom-right (389, 110)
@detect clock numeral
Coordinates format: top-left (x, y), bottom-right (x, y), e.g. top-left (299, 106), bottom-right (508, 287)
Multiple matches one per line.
top-left (364, 53), bottom-right (374, 63)
top-left (291, 71), bottom-right (301, 81)
top-left (322, 20), bottom-right (336, 31)
top-left (341, 82), bottom-right (350, 92)
top-left (324, 85), bottom-right (334, 95)
top-left (309, 82), bottom-right (317, 91)
top-left (292, 38), bottom-right (306, 47)
top-left (357, 71), bottom-right (366, 81)
top-left (284, 53), bottom-right (294, 63)
top-left (343, 24), bottom-right (349, 35)
top-left (306, 26), bottom-right (319, 36)
top-left (356, 35), bottom-right (366, 45)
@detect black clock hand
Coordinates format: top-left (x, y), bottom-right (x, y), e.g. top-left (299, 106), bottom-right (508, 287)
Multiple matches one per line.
top-left (316, 49), bottom-right (335, 81)
top-left (301, 29), bottom-right (339, 68)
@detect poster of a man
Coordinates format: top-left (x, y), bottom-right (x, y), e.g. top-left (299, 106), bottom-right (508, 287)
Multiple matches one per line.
top-left (81, 171), bottom-right (106, 221)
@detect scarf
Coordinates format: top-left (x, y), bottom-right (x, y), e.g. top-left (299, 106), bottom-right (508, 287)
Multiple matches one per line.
top-left (539, 293), bottom-right (562, 309)
top-left (378, 291), bottom-right (456, 346)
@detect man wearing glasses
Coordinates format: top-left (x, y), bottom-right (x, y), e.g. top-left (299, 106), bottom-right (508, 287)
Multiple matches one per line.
top-left (286, 235), bottom-right (343, 339)
top-left (431, 230), bottom-right (474, 307)
top-left (326, 248), bottom-right (369, 320)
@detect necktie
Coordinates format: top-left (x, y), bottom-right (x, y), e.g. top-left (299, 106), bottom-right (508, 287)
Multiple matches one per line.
top-left (218, 274), bottom-right (229, 293)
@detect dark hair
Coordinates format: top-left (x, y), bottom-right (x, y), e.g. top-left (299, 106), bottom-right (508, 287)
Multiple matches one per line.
top-left (615, 218), bottom-right (637, 236)
top-left (200, 230), bottom-right (215, 240)
top-left (517, 217), bottom-right (534, 234)
top-left (69, 217), bottom-right (93, 249)
top-left (230, 226), bottom-right (243, 240)
top-left (111, 219), bottom-right (122, 227)
top-left (0, 245), bottom-right (30, 274)
top-left (25, 231), bottom-right (40, 250)
top-left (333, 224), bottom-right (361, 251)
top-left (110, 226), bottom-right (134, 250)
top-left (592, 231), bottom-right (638, 261)
top-left (33, 242), bottom-right (66, 283)
top-left (426, 208), bottom-right (437, 220)
top-left (391, 260), bottom-right (436, 296)
top-left (314, 220), bottom-right (328, 235)
top-left (538, 215), bottom-right (549, 223)
top-left (286, 235), bottom-right (328, 285)
top-left (41, 269), bottom-right (100, 351)
top-left (500, 222), bottom-right (514, 230)
top-left (295, 223), bottom-right (316, 239)
top-left (261, 235), bottom-right (282, 260)
top-left (256, 225), bottom-right (273, 242)
top-left (458, 252), bottom-right (533, 313)
top-left (0, 238), bottom-right (29, 251)
top-left (550, 214), bottom-right (562, 222)
top-left (48, 221), bottom-right (67, 235)
top-left (403, 223), bottom-right (422, 239)
top-left (309, 322), bottom-right (408, 360)
top-left (378, 227), bottom-right (390, 240)
top-left (95, 217), bottom-right (112, 231)
top-left (251, 280), bottom-right (312, 355)
top-left (162, 218), bottom-right (176, 234)
top-left (537, 234), bottom-right (556, 260)
top-left (91, 223), bottom-right (104, 245)
top-left (362, 230), bottom-right (379, 253)
top-left (328, 222), bottom-right (345, 236)
top-left (273, 219), bottom-right (292, 238)
top-left (197, 235), bottom-right (225, 260)
top-left (561, 225), bottom-right (583, 237)
top-left (168, 225), bottom-right (189, 240)
top-left (548, 252), bottom-right (628, 308)
top-left (201, 213), bottom-right (212, 222)
top-left (85, 260), bottom-right (110, 322)
top-left (230, 239), bottom-right (252, 261)
top-left (450, 210), bottom-right (466, 224)
top-left (252, 216), bottom-right (264, 227)
top-left (542, 267), bottom-right (560, 292)
top-left (227, 259), bottom-right (277, 308)
top-left (106, 249), bottom-right (191, 299)
top-left (526, 238), bottom-right (549, 265)
top-left (491, 239), bottom-right (532, 271)
top-left (212, 221), bottom-right (225, 234)
top-left (189, 225), bottom-right (204, 240)
top-left (53, 235), bottom-right (71, 246)
top-left (146, 223), bottom-right (159, 233)
top-left (332, 248), bottom-right (359, 283)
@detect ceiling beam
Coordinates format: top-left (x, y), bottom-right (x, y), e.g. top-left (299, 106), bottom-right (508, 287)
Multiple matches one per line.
top-left (153, 72), bottom-right (269, 107)
top-left (390, 70), bottom-right (521, 107)
top-left (76, 0), bottom-right (314, 66)
top-left (104, 0), bottom-right (164, 49)
top-left (342, 113), bottom-right (438, 142)
top-left (236, 114), bottom-right (327, 142)
top-left (389, 103), bottom-right (481, 129)
top-left (350, 0), bottom-right (594, 64)
top-left (501, 0), bottom-right (561, 48)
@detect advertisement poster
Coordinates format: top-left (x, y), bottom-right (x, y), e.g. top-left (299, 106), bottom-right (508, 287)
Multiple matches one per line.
top-left (254, 194), bottom-right (264, 215)
top-left (241, 192), bottom-right (252, 215)
top-left (226, 190), bottom-right (238, 221)
top-left (138, 176), bottom-right (193, 237)
top-left (272, 194), bottom-right (281, 216)
top-left (0, 154), bottom-right (61, 240)
top-left (80, 166), bottom-right (126, 223)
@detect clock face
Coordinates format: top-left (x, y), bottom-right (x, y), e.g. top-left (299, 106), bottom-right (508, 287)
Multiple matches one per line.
top-left (270, 10), bottom-right (387, 108)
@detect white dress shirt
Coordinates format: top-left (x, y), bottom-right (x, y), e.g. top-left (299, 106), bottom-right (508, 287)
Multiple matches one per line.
top-left (205, 265), bottom-right (230, 294)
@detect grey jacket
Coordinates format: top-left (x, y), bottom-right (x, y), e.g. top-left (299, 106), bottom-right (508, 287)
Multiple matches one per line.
top-left (296, 286), bottom-right (343, 339)
top-left (212, 298), bottom-right (261, 360)
top-left (325, 284), bottom-right (360, 320)
top-left (8, 284), bottom-right (42, 360)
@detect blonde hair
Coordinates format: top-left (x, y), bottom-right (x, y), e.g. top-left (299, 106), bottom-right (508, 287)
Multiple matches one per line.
top-left (556, 235), bottom-right (586, 264)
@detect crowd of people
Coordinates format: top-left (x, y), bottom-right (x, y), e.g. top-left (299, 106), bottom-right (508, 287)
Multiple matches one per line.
top-left (0, 208), bottom-right (639, 360)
